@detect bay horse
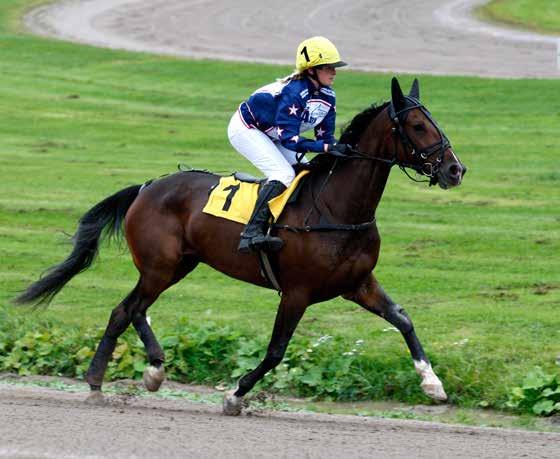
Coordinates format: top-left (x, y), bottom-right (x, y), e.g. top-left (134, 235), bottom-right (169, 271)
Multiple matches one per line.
top-left (15, 77), bottom-right (466, 414)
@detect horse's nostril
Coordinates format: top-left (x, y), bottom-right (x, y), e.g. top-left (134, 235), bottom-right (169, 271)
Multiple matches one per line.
top-left (449, 164), bottom-right (460, 177)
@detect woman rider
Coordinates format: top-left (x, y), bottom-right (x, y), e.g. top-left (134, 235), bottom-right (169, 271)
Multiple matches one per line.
top-left (228, 36), bottom-right (351, 254)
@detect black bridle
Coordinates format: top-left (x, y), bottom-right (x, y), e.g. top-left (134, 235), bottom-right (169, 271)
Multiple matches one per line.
top-left (328, 97), bottom-right (452, 186)
top-left (388, 96), bottom-right (451, 184)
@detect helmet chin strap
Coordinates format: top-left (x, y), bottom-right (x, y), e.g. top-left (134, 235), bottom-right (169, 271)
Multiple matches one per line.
top-left (307, 68), bottom-right (320, 88)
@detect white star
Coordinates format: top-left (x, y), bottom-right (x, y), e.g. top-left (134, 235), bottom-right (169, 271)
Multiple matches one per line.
top-left (276, 127), bottom-right (284, 137)
top-left (288, 104), bottom-right (299, 116)
top-left (316, 127), bottom-right (325, 137)
top-left (290, 135), bottom-right (299, 143)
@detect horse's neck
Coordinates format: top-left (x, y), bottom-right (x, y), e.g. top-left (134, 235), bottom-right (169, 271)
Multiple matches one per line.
top-left (319, 112), bottom-right (393, 224)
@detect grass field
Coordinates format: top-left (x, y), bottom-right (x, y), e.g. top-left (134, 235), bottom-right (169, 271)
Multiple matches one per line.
top-left (479, 0), bottom-right (560, 34)
top-left (1, 0), bottom-right (559, 410)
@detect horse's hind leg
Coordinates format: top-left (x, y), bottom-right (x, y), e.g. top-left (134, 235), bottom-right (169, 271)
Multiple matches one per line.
top-left (343, 274), bottom-right (447, 402)
top-left (132, 312), bottom-right (166, 392)
top-left (132, 257), bottom-right (199, 392)
top-left (85, 285), bottom-right (142, 403)
top-left (224, 292), bottom-right (308, 415)
top-left (85, 270), bottom-right (177, 402)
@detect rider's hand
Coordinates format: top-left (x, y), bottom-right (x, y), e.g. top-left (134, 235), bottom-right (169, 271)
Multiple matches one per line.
top-left (326, 143), bottom-right (353, 155)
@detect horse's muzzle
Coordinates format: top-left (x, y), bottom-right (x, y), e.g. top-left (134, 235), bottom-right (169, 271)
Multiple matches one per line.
top-left (438, 160), bottom-right (467, 189)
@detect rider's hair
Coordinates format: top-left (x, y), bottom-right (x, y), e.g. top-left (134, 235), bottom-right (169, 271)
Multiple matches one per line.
top-left (278, 70), bottom-right (305, 83)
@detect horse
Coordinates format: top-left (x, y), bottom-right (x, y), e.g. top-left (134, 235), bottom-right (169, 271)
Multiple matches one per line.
top-left (15, 77), bottom-right (466, 414)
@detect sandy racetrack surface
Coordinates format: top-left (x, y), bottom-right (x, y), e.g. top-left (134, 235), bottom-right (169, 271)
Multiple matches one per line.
top-left (2, 383), bottom-right (560, 458)
top-left (25, 0), bottom-right (559, 78)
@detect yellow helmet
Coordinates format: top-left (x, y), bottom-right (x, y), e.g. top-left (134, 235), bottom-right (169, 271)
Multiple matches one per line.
top-left (295, 36), bottom-right (347, 72)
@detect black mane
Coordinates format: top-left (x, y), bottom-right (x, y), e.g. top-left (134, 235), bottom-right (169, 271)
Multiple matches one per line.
top-left (339, 101), bottom-right (390, 145)
top-left (308, 101), bottom-right (390, 170)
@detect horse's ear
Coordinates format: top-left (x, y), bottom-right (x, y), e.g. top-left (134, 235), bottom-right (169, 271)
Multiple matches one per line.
top-left (391, 77), bottom-right (405, 113)
top-left (409, 78), bottom-right (420, 100)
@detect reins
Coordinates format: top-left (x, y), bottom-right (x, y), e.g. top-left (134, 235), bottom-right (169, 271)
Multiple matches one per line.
top-left (272, 158), bottom-right (377, 233)
top-left (339, 101), bottom-right (450, 185)
top-left (272, 100), bottom-right (451, 234)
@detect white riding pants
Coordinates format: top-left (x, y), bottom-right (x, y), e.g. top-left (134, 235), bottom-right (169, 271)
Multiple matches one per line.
top-left (227, 111), bottom-right (306, 187)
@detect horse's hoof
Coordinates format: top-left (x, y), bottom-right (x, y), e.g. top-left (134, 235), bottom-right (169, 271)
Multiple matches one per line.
top-left (84, 390), bottom-right (107, 406)
top-left (223, 390), bottom-right (243, 416)
top-left (414, 360), bottom-right (447, 402)
top-left (143, 365), bottom-right (166, 392)
top-left (421, 382), bottom-right (448, 402)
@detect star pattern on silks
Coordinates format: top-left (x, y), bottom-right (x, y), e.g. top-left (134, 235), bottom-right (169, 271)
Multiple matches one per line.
top-left (290, 135), bottom-right (299, 143)
top-left (276, 127), bottom-right (284, 137)
top-left (316, 127), bottom-right (325, 137)
top-left (288, 104), bottom-right (299, 116)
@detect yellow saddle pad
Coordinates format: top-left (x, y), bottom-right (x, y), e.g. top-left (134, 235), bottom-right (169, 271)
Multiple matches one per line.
top-left (202, 170), bottom-right (310, 224)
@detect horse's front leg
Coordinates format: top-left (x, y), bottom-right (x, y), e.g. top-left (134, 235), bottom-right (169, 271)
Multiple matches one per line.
top-left (343, 274), bottom-right (447, 402)
top-left (224, 292), bottom-right (308, 415)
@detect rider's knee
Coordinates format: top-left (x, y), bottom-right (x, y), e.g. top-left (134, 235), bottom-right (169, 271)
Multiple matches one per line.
top-left (269, 168), bottom-right (295, 188)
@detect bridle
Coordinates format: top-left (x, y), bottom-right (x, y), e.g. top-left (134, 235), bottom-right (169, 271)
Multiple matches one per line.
top-left (388, 96), bottom-right (451, 185)
top-left (330, 97), bottom-right (452, 186)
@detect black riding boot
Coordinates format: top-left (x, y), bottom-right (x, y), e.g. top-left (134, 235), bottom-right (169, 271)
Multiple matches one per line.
top-left (238, 180), bottom-right (286, 254)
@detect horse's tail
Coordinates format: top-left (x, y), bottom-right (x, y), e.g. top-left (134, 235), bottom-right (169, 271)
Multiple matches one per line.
top-left (14, 184), bottom-right (142, 306)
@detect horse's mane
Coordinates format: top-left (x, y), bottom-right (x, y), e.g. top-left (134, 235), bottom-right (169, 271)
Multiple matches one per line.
top-left (339, 101), bottom-right (390, 145)
top-left (309, 101), bottom-right (390, 170)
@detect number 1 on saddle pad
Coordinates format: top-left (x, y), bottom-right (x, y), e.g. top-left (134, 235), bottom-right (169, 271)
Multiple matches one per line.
top-left (203, 170), bottom-right (310, 224)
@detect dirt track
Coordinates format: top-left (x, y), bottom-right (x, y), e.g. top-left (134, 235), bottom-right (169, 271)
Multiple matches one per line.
top-left (25, 0), bottom-right (559, 78)
top-left (1, 383), bottom-right (560, 458)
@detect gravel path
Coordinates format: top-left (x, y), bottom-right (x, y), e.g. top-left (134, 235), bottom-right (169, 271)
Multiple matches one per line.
top-left (24, 0), bottom-right (559, 78)
top-left (2, 383), bottom-right (560, 458)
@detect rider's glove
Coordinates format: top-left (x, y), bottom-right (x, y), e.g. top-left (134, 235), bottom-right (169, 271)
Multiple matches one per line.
top-left (327, 143), bottom-right (353, 156)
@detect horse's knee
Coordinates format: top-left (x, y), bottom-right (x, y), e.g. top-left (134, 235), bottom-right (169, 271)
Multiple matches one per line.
top-left (385, 304), bottom-right (413, 334)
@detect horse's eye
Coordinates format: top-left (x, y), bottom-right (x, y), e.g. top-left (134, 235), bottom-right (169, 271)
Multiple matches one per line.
top-left (413, 124), bottom-right (425, 133)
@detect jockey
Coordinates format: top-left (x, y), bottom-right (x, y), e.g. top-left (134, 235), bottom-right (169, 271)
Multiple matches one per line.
top-left (228, 36), bottom-right (350, 254)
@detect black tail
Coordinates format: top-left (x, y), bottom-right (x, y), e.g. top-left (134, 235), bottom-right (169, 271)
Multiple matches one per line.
top-left (14, 184), bottom-right (142, 306)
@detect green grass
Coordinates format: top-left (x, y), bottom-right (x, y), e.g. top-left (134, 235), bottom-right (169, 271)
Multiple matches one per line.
top-left (478, 0), bottom-right (560, 35)
top-left (1, 0), bottom-right (559, 410)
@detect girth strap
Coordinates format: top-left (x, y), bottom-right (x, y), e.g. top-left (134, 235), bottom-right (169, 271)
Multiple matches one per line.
top-left (272, 218), bottom-right (376, 233)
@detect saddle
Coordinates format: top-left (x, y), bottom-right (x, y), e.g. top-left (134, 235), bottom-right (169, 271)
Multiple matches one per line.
top-left (202, 170), bottom-right (310, 224)
top-left (232, 172), bottom-right (264, 184)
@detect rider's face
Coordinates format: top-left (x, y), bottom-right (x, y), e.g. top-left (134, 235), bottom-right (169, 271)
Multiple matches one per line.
top-left (315, 65), bottom-right (336, 86)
